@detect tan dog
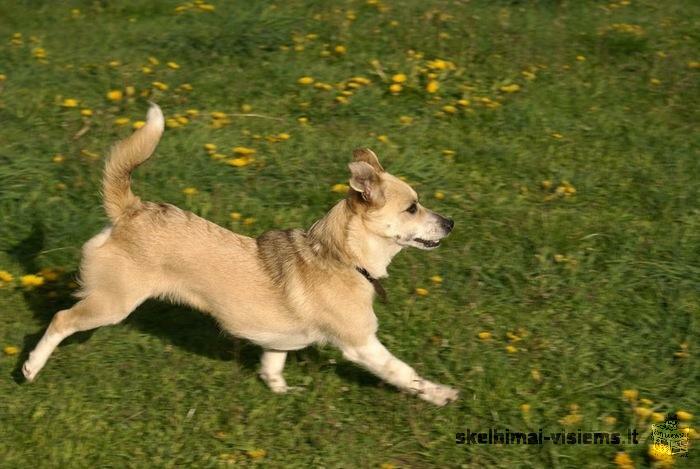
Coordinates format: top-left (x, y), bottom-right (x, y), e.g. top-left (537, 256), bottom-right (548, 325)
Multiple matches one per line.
top-left (23, 104), bottom-right (458, 405)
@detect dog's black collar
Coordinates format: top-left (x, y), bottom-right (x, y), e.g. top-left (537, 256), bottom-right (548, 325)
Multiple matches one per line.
top-left (356, 267), bottom-right (387, 303)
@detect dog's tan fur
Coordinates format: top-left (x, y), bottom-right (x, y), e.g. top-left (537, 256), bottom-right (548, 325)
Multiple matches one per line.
top-left (23, 105), bottom-right (458, 405)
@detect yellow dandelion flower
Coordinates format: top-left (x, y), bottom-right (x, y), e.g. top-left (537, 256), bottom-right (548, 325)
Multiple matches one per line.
top-left (152, 81), bottom-right (168, 91)
top-left (442, 105), bottom-right (457, 114)
top-left (114, 117), bottom-right (130, 126)
top-left (415, 287), bottom-right (429, 296)
top-left (520, 404), bottom-right (531, 413)
top-left (648, 443), bottom-right (672, 462)
top-left (603, 416), bottom-right (617, 426)
top-left (500, 84), bottom-right (521, 93)
top-left (613, 451), bottom-right (634, 469)
top-left (377, 135), bottom-right (389, 143)
top-left (148, 56), bottom-right (159, 65)
top-left (230, 212), bottom-right (242, 221)
top-left (649, 78), bottom-right (661, 86)
top-left (61, 98), bottom-right (79, 108)
top-left (106, 90), bottom-right (123, 101)
top-left (3, 346), bottom-right (19, 356)
top-left (389, 83), bottom-right (402, 94)
top-left (522, 70), bottom-right (536, 80)
top-left (21, 274), bottom-right (44, 288)
top-left (335, 95), bottom-right (348, 104)
top-left (165, 118), bottom-right (180, 128)
top-left (639, 398), bottom-right (653, 406)
top-left (176, 116), bottom-right (188, 125)
top-left (399, 115), bottom-right (413, 125)
top-left (559, 413), bottom-right (582, 426)
top-left (622, 389), bottom-right (638, 401)
top-left (651, 412), bottom-right (665, 422)
top-left (240, 103), bottom-right (253, 112)
top-left (688, 61), bottom-right (700, 69)
top-left (297, 117), bottom-right (309, 125)
top-left (211, 111), bottom-right (227, 119)
top-left (243, 217), bottom-right (256, 226)
top-left (477, 331), bottom-right (492, 341)
top-left (676, 411), bottom-right (693, 421)
top-left (80, 108), bottom-right (93, 117)
top-left (392, 73), bottom-right (407, 83)
top-left (554, 254), bottom-right (567, 263)
top-left (426, 80), bottom-right (439, 93)
top-left (298, 76), bottom-right (314, 85)
top-left (32, 47), bottom-right (47, 59)
top-left (331, 183), bottom-right (349, 193)
top-left (204, 143), bottom-right (217, 152)
top-left (186, 109), bottom-right (199, 116)
top-left (505, 345), bottom-right (518, 354)
top-left (167, 61), bottom-right (180, 69)
top-left (277, 132), bottom-right (290, 141)
top-left (210, 153), bottom-right (226, 160)
top-left (132, 121), bottom-right (145, 130)
top-left (457, 99), bottom-right (470, 107)
top-left (197, 3), bottom-right (215, 12)
top-left (442, 149), bottom-right (455, 157)
top-left (531, 368), bottom-right (542, 382)
top-left (108, 60), bottom-right (120, 67)
top-left (334, 45), bottom-right (347, 55)
top-left (182, 187), bottom-right (198, 196)
top-left (0, 74), bottom-right (6, 81)
top-left (179, 83), bottom-right (193, 92)
top-left (576, 55), bottom-right (586, 62)
top-left (634, 407), bottom-right (652, 418)
top-left (430, 275), bottom-right (443, 284)
top-left (124, 85), bottom-right (135, 97)
top-left (232, 146), bottom-right (256, 155)
top-left (246, 449), bottom-right (266, 459)
top-left (52, 154), bottom-right (65, 163)
top-left (551, 132), bottom-right (563, 139)
top-left (0, 270), bottom-right (14, 282)
top-left (141, 66), bottom-right (153, 74)
top-left (434, 191), bottom-right (445, 200)
top-left (227, 157), bottom-right (253, 167)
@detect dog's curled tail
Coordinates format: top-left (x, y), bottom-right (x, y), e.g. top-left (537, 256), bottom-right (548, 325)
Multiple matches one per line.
top-left (103, 103), bottom-right (164, 222)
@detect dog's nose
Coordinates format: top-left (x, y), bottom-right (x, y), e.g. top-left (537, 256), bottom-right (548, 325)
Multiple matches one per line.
top-left (442, 217), bottom-right (454, 233)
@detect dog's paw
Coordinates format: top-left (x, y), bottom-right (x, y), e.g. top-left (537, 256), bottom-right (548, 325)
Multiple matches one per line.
top-left (22, 360), bottom-right (38, 382)
top-left (260, 372), bottom-right (289, 394)
top-left (417, 381), bottom-right (459, 406)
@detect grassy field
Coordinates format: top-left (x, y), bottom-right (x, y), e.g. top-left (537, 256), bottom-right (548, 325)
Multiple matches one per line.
top-left (1, 0), bottom-right (699, 467)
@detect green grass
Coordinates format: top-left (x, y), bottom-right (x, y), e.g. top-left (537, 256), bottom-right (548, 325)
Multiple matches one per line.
top-left (1, 0), bottom-right (699, 467)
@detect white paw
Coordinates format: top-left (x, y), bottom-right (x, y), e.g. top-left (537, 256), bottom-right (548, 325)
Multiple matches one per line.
top-left (260, 373), bottom-right (289, 394)
top-left (22, 360), bottom-right (38, 382)
top-left (417, 381), bottom-right (459, 406)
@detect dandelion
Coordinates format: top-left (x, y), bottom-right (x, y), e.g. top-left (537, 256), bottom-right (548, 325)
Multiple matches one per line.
top-left (32, 47), bottom-right (47, 59)
top-left (457, 99), bottom-right (470, 107)
top-left (114, 117), bottom-right (130, 126)
top-left (3, 346), bottom-right (19, 356)
top-left (603, 416), bottom-right (617, 426)
top-left (152, 81), bottom-right (168, 91)
top-left (186, 109), bottom-right (199, 116)
top-left (392, 73), bottom-right (407, 83)
top-left (554, 254), bottom-right (567, 263)
top-left (197, 3), bottom-right (215, 12)
top-left (649, 78), bottom-right (661, 86)
top-left (613, 451), bottom-right (634, 469)
top-left (389, 83), bottom-right (402, 94)
top-left (520, 404), bottom-right (531, 413)
top-left (377, 135), bottom-right (389, 143)
top-left (688, 61), bottom-right (700, 69)
top-left (52, 154), bottom-right (65, 163)
top-left (426, 80), bottom-right (439, 93)
top-left (651, 412), bottom-right (665, 422)
top-left (165, 118), bottom-right (181, 129)
top-left (335, 96), bottom-right (348, 104)
top-left (0, 74), bottom-right (6, 81)
top-left (576, 55), bottom-right (586, 62)
top-left (399, 115), bottom-right (413, 125)
top-left (240, 103), bottom-right (253, 113)
top-left (477, 331), bottom-right (492, 341)
top-left (20, 274), bottom-right (44, 288)
top-left (430, 275), bottom-right (443, 284)
top-left (247, 449), bottom-right (266, 459)
top-left (531, 368), bottom-right (542, 382)
top-left (230, 212), bottom-right (242, 221)
top-left (61, 98), bottom-right (79, 108)
top-left (81, 108), bottom-right (93, 117)
top-left (179, 83), bottom-right (193, 92)
top-left (522, 70), bottom-right (536, 80)
top-left (148, 56), bottom-right (159, 65)
top-left (106, 90), bottom-right (123, 101)
top-left (211, 111), bottom-right (227, 120)
top-left (243, 217), bottom-right (256, 226)
top-left (227, 157), bottom-right (253, 167)
top-left (415, 287), bottom-right (429, 296)
top-left (297, 76), bottom-right (314, 85)
top-left (297, 117), bottom-right (309, 125)
top-left (176, 116), bottom-right (189, 125)
top-left (182, 187), bottom-right (198, 196)
top-left (108, 60), bottom-right (120, 67)
top-left (551, 132), bottom-right (563, 139)
top-left (434, 191), bottom-right (445, 200)
top-left (167, 61), bottom-right (180, 69)
top-left (204, 143), bottom-right (217, 152)
top-left (648, 443), bottom-right (672, 462)
top-left (622, 389), bottom-right (638, 401)
top-left (331, 183), bottom-right (349, 193)
top-left (559, 413), bottom-right (582, 426)
top-left (442, 149), bottom-right (455, 157)
top-left (634, 407), bottom-right (652, 418)
top-left (141, 66), bottom-right (153, 74)
top-left (500, 84), bottom-right (520, 93)
top-left (132, 121), bottom-right (145, 130)
top-left (334, 45), bottom-right (347, 55)
top-left (505, 345), bottom-right (518, 354)
top-left (0, 270), bottom-right (14, 282)
top-left (232, 146), bottom-right (256, 155)
top-left (442, 105), bottom-right (457, 114)
top-left (676, 411), bottom-right (693, 421)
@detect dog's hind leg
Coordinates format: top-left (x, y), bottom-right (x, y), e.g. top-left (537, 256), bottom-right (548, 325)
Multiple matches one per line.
top-left (22, 290), bottom-right (146, 382)
top-left (259, 350), bottom-right (288, 393)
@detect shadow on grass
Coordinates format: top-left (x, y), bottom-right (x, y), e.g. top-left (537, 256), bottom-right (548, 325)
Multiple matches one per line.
top-left (8, 222), bottom-right (379, 390)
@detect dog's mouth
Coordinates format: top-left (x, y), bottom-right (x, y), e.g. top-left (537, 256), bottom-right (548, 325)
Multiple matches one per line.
top-left (413, 238), bottom-right (441, 249)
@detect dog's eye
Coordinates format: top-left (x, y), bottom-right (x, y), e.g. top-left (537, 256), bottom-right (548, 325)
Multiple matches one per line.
top-left (406, 203), bottom-right (418, 214)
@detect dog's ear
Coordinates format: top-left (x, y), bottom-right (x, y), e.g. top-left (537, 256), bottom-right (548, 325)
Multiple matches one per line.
top-left (348, 161), bottom-right (384, 205)
top-left (352, 148), bottom-right (384, 173)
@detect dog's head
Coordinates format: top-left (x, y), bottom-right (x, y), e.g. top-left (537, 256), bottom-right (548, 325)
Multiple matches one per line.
top-left (348, 148), bottom-right (454, 250)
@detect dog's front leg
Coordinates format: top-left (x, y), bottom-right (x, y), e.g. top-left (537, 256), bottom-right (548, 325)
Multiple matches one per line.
top-left (340, 336), bottom-right (458, 406)
top-left (259, 349), bottom-right (289, 393)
